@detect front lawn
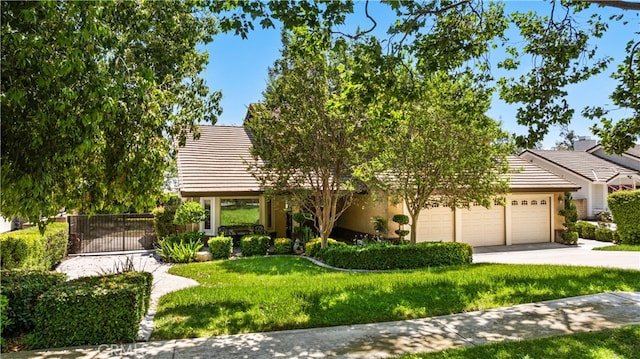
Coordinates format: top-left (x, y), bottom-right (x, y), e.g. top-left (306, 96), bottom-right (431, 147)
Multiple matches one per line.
top-left (152, 257), bottom-right (640, 340)
top-left (397, 325), bottom-right (640, 359)
top-left (593, 244), bottom-right (640, 251)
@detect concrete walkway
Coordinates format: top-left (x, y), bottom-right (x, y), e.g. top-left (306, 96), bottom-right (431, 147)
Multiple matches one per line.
top-left (6, 292), bottom-right (640, 359)
top-left (474, 239), bottom-right (640, 270)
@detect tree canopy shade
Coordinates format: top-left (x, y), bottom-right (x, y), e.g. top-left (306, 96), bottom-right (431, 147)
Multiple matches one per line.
top-left (1, 1), bottom-right (220, 228)
top-left (246, 28), bottom-right (373, 248)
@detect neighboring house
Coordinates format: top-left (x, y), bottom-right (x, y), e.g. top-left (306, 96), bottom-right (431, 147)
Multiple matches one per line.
top-left (587, 144), bottom-right (640, 173)
top-left (178, 125), bottom-right (580, 246)
top-left (519, 149), bottom-right (640, 219)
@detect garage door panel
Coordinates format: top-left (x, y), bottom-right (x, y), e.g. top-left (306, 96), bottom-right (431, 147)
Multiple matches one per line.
top-left (461, 205), bottom-right (505, 246)
top-left (511, 196), bottom-right (550, 244)
top-left (417, 206), bottom-right (454, 242)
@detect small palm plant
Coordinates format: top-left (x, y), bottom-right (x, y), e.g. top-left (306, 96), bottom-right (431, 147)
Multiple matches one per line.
top-left (371, 216), bottom-right (388, 241)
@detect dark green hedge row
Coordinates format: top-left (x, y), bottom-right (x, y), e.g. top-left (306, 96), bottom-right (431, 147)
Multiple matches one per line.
top-left (241, 235), bottom-right (270, 256)
top-left (316, 242), bottom-right (473, 270)
top-left (208, 235), bottom-right (233, 259)
top-left (0, 270), bottom-right (67, 336)
top-left (595, 227), bottom-right (618, 242)
top-left (305, 238), bottom-right (347, 258)
top-left (608, 190), bottom-right (640, 244)
top-left (27, 271), bottom-right (152, 349)
top-left (0, 223), bottom-right (68, 270)
top-left (575, 221), bottom-right (597, 240)
top-left (273, 238), bottom-right (293, 255)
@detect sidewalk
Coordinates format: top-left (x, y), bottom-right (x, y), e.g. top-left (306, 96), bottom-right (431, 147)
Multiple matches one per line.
top-left (6, 292), bottom-right (639, 359)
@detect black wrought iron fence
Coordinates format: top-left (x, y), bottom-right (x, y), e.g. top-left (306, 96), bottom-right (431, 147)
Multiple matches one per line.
top-left (68, 214), bottom-right (156, 254)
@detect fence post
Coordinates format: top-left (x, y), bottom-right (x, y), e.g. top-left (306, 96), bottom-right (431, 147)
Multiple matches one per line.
top-left (122, 214), bottom-right (126, 251)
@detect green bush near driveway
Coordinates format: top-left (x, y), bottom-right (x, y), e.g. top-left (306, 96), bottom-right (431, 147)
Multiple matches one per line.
top-left (305, 238), bottom-right (347, 257)
top-left (208, 236), bottom-right (233, 259)
top-left (561, 231), bottom-right (579, 244)
top-left (0, 270), bottom-right (67, 336)
top-left (575, 221), bottom-right (597, 239)
top-left (594, 227), bottom-right (616, 242)
top-left (0, 223), bottom-right (68, 270)
top-left (273, 238), bottom-right (293, 255)
top-left (240, 235), bottom-right (270, 257)
top-left (608, 190), bottom-right (640, 244)
top-left (316, 242), bottom-right (473, 270)
top-left (27, 271), bottom-right (152, 349)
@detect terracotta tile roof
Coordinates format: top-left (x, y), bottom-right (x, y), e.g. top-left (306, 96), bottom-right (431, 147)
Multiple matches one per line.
top-left (177, 125), bottom-right (261, 195)
top-left (507, 156), bottom-right (579, 192)
top-left (522, 149), bottom-right (637, 182)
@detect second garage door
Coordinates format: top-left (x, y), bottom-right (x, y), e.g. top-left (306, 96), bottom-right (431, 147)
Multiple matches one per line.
top-left (511, 196), bottom-right (551, 244)
top-left (416, 204), bottom-right (454, 242)
top-left (460, 203), bottom-right (505, 246)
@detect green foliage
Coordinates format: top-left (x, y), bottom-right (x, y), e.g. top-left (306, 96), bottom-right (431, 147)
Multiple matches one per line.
top-left (608, 190), bottom-right (640, 244)
top-left (562, 231), bottom-right (579, 245)
top-left (594, 244), bottom-right (640, 251)
top-left (305, 238), bottom-right (346, 258)
top-left (559, 192), bottom-right (578, 232)
top-left (0, 223), bottom-right (68, 270)
top-left (273, 238), bottom-right (293, 255)
top-left (156, 233), bottom-right (204, 263)
top-left (240, 235), bottom-right (270, 257)
top-left (173, 201), bottom-right (206, 226)
top-left (27, 272), bottom-right (152, 349)
top-left (392, 214), bottom-right (409, 226)
top-left (153, 205), bottom-right (179, 240)
top-left (292, 212), bottom-right (312, 224)
top-left (575, 221), bottom-right (597, 240)
top-left (293, 226), bottom-right (315, 246)
top-left (208, 236), bottom-right (233, 260)
top-left (0, 294), bottom-right (10, 348)
top-left (595, 228), bottom-right (616, 242)
top-left (1, 1), bottom-right (220, 226)
top-left (0, 270), bottom-right (67, 336)
top-left (316, 242), bottom-right (473, 270)
top-left (371, 216), bottom-right (388, 236)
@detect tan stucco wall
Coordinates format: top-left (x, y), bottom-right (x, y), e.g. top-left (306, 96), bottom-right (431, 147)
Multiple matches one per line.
top-left (337, 192), bottom-right (402, 235)
top-left (272, 197), bottom-right (288, 238)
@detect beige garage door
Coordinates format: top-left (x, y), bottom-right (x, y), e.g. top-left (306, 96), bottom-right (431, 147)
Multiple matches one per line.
top-left (460, 203), bottom-right (505, 246)
top-left (511, 196), bottom-right (551, 244)
top-left (416, 204), bottom-right (454, 242)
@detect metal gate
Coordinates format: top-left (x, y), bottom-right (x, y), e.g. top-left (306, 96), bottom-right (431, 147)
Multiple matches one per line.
top-left (68, 214), bottom-right (156, 254)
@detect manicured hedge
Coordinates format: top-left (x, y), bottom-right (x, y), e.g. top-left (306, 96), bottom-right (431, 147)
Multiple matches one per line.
top-left (595, 227), bottom-right (616, 242)
top-left (608, 190), bottom-right (640, 244)
top-left (273, 238), bottom-right (293, 255)
top-left (562, 231), bottom-right (579, 244)
top-left (240, 235), bottom-right (270, 257)
top-left (305, 238), bottom-right (347, 258)
top-left (152, 205), bottom-right (179, 240)
top-left (208, 235), bottom-right (233, 259)
top-left (575, 221), bottom-right (597, 240)
top-left (27, 271), bottom-right (152, 349)
top-left (0, 270), bottom-right (67, 336)
top-left (316, 242), bottom-right (473, 270)
top-left (0, 223), bottom-right (68, 270)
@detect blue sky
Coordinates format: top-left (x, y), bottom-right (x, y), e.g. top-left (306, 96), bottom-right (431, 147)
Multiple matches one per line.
top-left (200, 1), bottom-right (637, 149)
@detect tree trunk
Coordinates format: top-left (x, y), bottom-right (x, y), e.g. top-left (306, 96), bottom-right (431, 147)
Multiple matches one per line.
top-left (410, 212), bottom-right (419, 245)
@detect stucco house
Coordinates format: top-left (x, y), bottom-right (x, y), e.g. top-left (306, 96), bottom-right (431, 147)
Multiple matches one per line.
top-left (177, 125), bottom-right (580, 247)
top-left (519, 148), bottom-right (640, 219)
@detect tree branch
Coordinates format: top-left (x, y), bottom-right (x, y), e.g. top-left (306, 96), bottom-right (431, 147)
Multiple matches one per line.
top-left (586, 1), bottom-right (640, 11)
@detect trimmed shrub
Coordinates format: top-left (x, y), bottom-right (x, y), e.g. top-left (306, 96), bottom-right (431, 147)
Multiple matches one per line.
top-left (173, 201), bottom-right (206, 226)
top-left (152, 205), bottom-right (179, 240)
top-left (273, 238), bottom-right (293, 255)
top-left (27, 271), bottom-right (152, 349)
top-left (595, 227), bottom-right (616, 242)
top-left (208, 236), bottom-right (233, 259)
top-left (608, 190), bottom-right (640, 244)
top-left (240, 234), bottom-right (270, 257)
top-left (0, 223), bottom-right (68, 270)
top-left (0, 294), bottom-right (11, 347)
top-left (156, 232), bottom-right (204, 263)
top-left (562, 231), bottom-right (579, 245)
top-left (305, 238), bottom-right (347, 258)
top-left (316, 242), bottom-right (473, 270)
top-left (575, 221), bottom-right (597, 239)
top-left (0, 270), bottom-right (67, 336)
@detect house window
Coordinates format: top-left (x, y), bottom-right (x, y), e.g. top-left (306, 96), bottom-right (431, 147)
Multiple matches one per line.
top-left (220, 198), bottom-right (260, 226)
top-left (531, 200), bottom-right (538, 206)
top-left (511, 200), bottom-right (518, 206)
top-left (203, 199), bottom-right (211, 230)
top-left (540, 200), bottom-right (547, 205)
top-left (521, 200), bottom-right (528, 205)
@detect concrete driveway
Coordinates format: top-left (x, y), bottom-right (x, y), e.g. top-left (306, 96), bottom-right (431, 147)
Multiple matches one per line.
top-left (474, 239), bottom-right (640, 270)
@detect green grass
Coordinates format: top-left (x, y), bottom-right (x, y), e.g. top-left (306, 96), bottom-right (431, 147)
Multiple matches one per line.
top-left (152, 257), bottom-right (640, 340)
top-left (593, 244), bottom-right (640, 251)
top-left (397, 325), bottom-right (640, 359)
top-left (220, 207), bottom-right (260, 226)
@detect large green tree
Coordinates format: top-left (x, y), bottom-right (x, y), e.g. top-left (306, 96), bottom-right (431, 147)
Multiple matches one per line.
top-left (370, 69), bottom-right (512, 244)
top-left (246, 28), bottom-right (373, 248)
top-left (1, 1), bottom-right (220, 229)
